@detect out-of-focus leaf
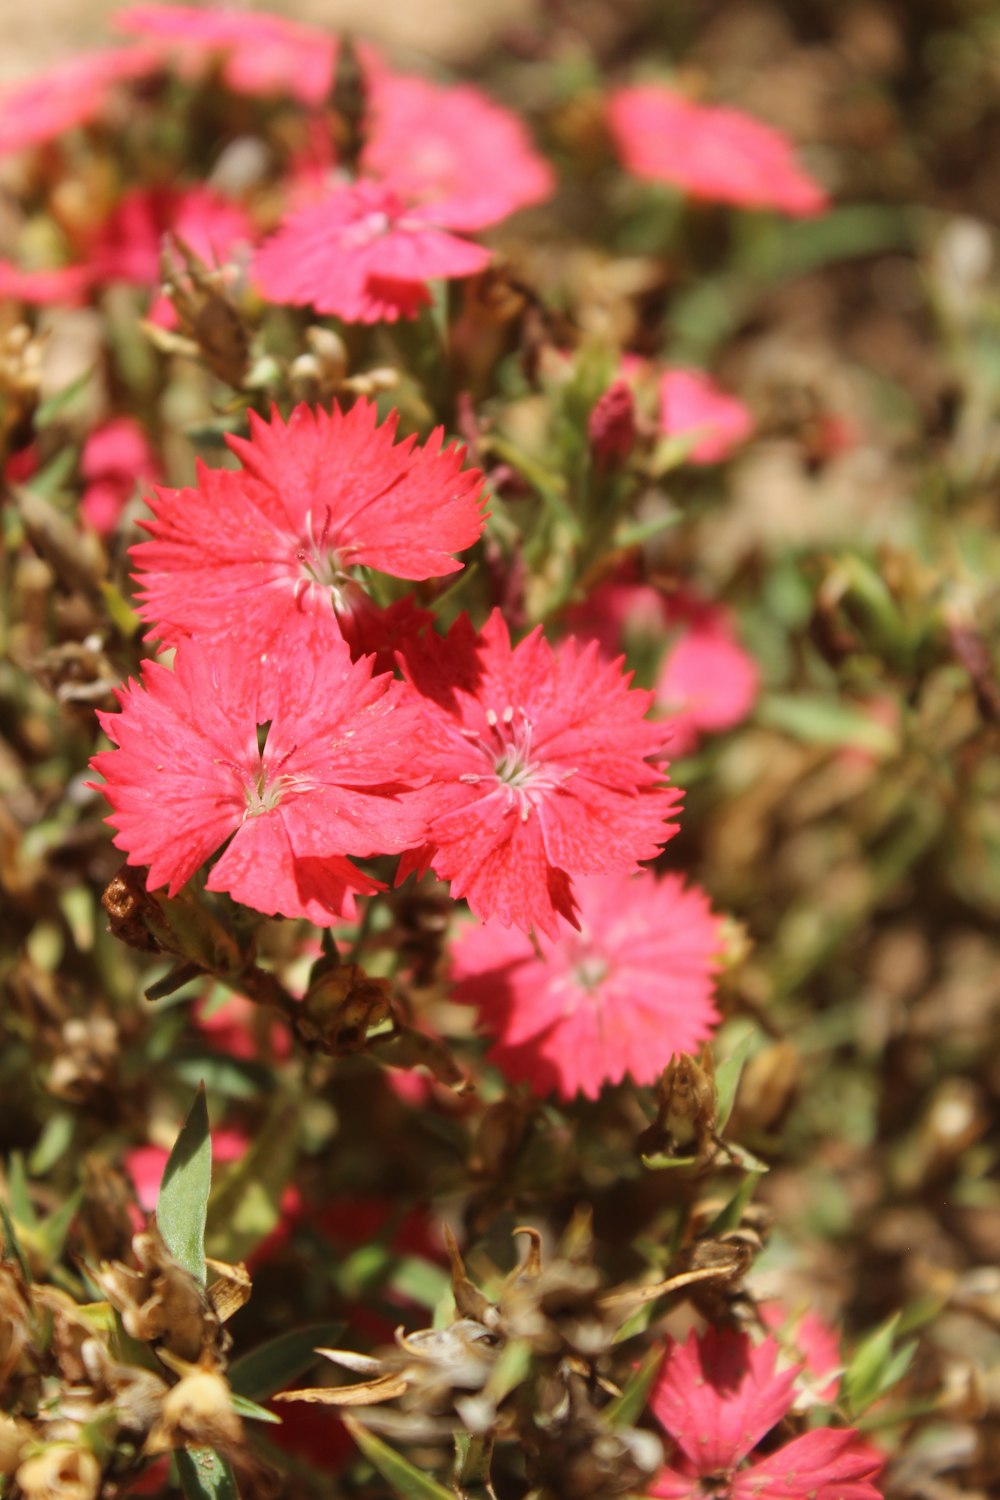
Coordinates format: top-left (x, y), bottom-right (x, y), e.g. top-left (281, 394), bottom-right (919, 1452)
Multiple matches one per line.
top-left (175, 1448), bottom-right (239, 1500)
top-left (387, 1256), bottom-right (452, 1312)
top-left (100, 581), bottom-right (143, 639)
top-left (343, 1418), bottom-right (455, 1500)
top-left (173, 1053), bottom-right (276, 1102)
top-left (8, 1153), bottom-right (36, 1226)
top-left (158, 1086), bottom-right (212, 1284)
top-left (36, 367), bottom-right (94, 426)
top-left (230, 1393), bottom-right (281, 1425)
top-left (758, 694), bottom-right (898, 756)
top-left (206, 1098), bottom-right (297, 1265)
top-left (844, 1314), bottom-right (916, 1416)
top-left (230, 1324), bottom-right (344, 1401)
top-left (604, 1345), bottom-right (665, 1427)
top-left (29, 1112), bottom-right (75, 1176)
top-left (35, 1187), bottom-right (83, 1265)
top-left (715, 1032), bottom-right (758, 1130)
top-left (0, 1202), bottom-right (30, 1281)
top-left (704, 1169), bottom-right (767, 1237)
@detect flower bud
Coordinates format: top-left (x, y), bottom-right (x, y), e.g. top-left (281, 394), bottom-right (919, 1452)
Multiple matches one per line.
top-left (588, 379), bottom-right (636, 471)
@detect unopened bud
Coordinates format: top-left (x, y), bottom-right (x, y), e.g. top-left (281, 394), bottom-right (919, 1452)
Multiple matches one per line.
top-left (588, 379), bottom-right (636, 471)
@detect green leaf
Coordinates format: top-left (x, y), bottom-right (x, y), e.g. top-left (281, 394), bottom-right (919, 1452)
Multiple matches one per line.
top-left (206, 1098), bottom-right (298, 1265)
top-left (8, 1153), bottom-right (36, 1226)
top-left (715, 1032), bottom-right (758, 1131)
top-left (175, 1447), bottom-right (239, 1500)
top-left (704, 1169), bottom-right (766, 1237)
top-left (229, 1323), bottom-right (344, 1402)
top-left (0, 1201), bottom-right (30, 1281)
top-left (100, 581), bottom-right (142, 640)
top-left (173, 1053), bottom-right (276, 1102)
top-left (29, 1112), bottom-right (75, 1176)
top-left (604, 1345), bottom-right (665, 1427)
top-left (36, 366), bottom-right (94, 426)
top-left (843, 1314), bottom-right (907, 1416)
top-left (640, 1153), bottom-right (699, 1171)
top-left (158, 1086), bottom-right (212, 1284)
top-left (36, 1187), bottom-right (83, 1265)
top-left (757, 694), bottom-right (898, 756)
top-left (344, 1418), bottom-right (455, 1500)
top-left (230, 1393), bottom-right (281, 1425)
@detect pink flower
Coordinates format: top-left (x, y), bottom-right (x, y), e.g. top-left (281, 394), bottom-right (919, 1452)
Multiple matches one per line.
top-left (565, 577), bottom-right (758, 756)
top-left (401, 610), bottom-right (681, 937)
top-left (132, 400), bottom-right (484, 703)
top-left (90, 186), bottom-right (254, 323)
top-left (588, 379), bottom-right (637, 470)
top-left (649, 1329), bottom-right (883, 1500)
top-left (759, 1304), bottom-right (843, 1404)
top-left (451, 870), bottom-right (720, 1099)
top-left (0, 46), bottom-right (162, 156)
top-left (608, 84), bottom-right (827, 217)
top-left (655, 616), bottom-right (758, 756)
top-left (90, 634), bottom-right (431, 925)
top-left (116, 4), bottom-right (338, 107)
top-left (658, 368), bottom-right (754, 464)
top-left (0, 260), bottom-right (90, 306)
top-left (360, 67), bottom-right (554, 231)
top-left (80, 418), bottom-right (160, 536)
top-left (253, 178), bottom-right (492, 323)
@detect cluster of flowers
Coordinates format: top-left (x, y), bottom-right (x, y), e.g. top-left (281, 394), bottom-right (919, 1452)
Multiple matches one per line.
top-left (0, 4), bottom-right (828, 1100)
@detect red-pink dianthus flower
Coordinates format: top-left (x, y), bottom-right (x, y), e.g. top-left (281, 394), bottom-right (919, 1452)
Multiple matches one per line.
top-left (659, 367), bottom-right (754, 464)
top-left (650, 1328), bottom-right (883, 1500)
top-left (253, 178), bottom-right (492, 324)
top-left (401, 610), bottom-right (682, 937)
top-left (608, 83), bottom-right (828, 217)
top-left (132, 399), bottom-right (485, 701)
top-left (117, 4), bottom-right (338, 107)
top-left (451, 870), bottom-right (720, 1099)
top-left (0, 46), bottom-right (162, 156)
top-left (0, 260), bottom-right (90, 307)
top-left (90, 634), bottom-right (431, 925)
top-left (90, 185), bottom-right (254, 323)
top-left (80, 418), bottom-right (160, 536)
top-left (566, 576), bottom-right (758, 757)
top-left (360, 67), bottom-right (555, 231)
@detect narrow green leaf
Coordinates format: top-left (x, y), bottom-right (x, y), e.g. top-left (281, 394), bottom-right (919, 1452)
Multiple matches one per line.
top-left (0, 1201), bottom-right (31, 1281)
top-left (843, 1314), bottom-right (901, 1416)
top-left (230, 1393), bottom-right (282, 1425)
top-left (36, 366), bottom-right (94, 426)
top-left (36, 1187), bottom-right (83, 1265)
top-left (175, 1447), bottom-right (239, 1500)
top-left (229, 1323), bottom-right (344, 1401)
top-left (100, 581), bottom-right (143, 640)
top-left (640, 1153), bottom-right (699, 1171)
top-left (757, 694), bottom-right (898, 756)
top-left (29, 1112), bottom-right (75, 1176)
top-left (704, 1169), bottom-right (766, 1238)
top-left (715, 1032), bottom-right (758, 1131)
top-left (604, 1345), bottom-right (665, 1427)
top-left (344, 1418), bottom-right (454, 1500)
top-left (158, 1087), bottom-right (212, 1284)
top-left (8, 1153), bottom-right (37, 1226)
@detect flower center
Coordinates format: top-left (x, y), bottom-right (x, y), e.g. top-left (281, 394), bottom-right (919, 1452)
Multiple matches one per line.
top-left (293, 505), bottom-right (355, 607)
top-left (459, 704), bottom-right (575, 821)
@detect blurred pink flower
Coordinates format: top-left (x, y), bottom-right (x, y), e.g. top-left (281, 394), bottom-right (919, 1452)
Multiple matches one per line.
top-left (253, 177), bottom-right (492, 323)
top-left (0, 46), bottom-right (162, 156)
top-left (451, 870), bottom-right (721, 1099)
top-left (0, 260), bottom-right (90, 306)
top-left (361, 66), bottom-right (554, 230)
top-left (90, 185), bottom-right (254, 323)
top-left (80, 418), bottom-right (160, 536)
top-left (608, 83), bottom-right (827, 216)
top-left (658, 367), bottom-right (754, 464)
top-left (759, 1303), bottom-right (843, 1403)
top-left (650, 1328), bottom-right (883, 1500)
top-left (566, 577), bottom-right (758, 756)
top-left (117, 4), bottom-right (338, 107)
